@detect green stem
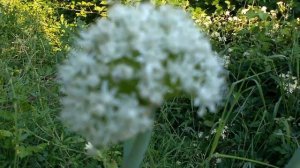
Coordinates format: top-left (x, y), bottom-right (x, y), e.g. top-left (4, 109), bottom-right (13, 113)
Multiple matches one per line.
top-left (208, 91), bottom-right (240, 158)
top-left (121, 128), bottom-right (152, 168)
top-left (7, 67), bottom-right (19, 168)
top-left (214, 153), bottom-right (279, 168)
top-left (123, 136), bottom-right (135, 159)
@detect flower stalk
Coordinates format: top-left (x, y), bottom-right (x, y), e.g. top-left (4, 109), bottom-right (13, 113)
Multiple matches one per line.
top-left (122, 128), bottom-right (152, 168)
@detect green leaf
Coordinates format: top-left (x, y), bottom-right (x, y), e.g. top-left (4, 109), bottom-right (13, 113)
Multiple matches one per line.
top-left (17, 146), bottom-right (33, 159)
top-left (0, 130), bottom-right (13, 138)
top-left (258, 12), bottom-right (269, 20)
top-left (0, 111), bottom-right (14, 120)
top-left (95, 6), bottom-right (104, 12)
top-left (245, 10), bottom-right (258, 19)
top-left (203, 120), bottom-right (214, 127)
top-left (28, 143), bottom-right (48, 153)
top-left (16, 143), bottom-right (48, 159)
top-left (104, 160), bottom-right (118, 168)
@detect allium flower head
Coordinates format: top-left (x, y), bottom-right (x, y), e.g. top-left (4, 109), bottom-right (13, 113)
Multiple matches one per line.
top-left (59, 3), bottom-right (225, 147)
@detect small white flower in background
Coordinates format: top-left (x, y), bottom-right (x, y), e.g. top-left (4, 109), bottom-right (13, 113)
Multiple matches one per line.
top-left (287, 116), bottom-right (295, 121)
top-left (176, 161), bottom-right (182, 165)
top-left (273, 23), bottom-right (280, 30)
top-left (277, 1), bottom-right (284, 5)
top-left (216, 158), bottom-right (222, 163)
top-left (85, 142), bottom-right (98, 156)
top-left (221, 125), bottom-right (228, 139)
top-left (241, 8), bottom-right (249, 14)
top-left (210, 126), bottom-right (228, 139)
top-left (279, 72), bottom-right (299, 94)
top-left (211, 129), bottom-right (217, 135)
top-left (218, 36), bottom-right (227, 42)
top-left (243, 51), bottom-right (250, 57)
top-left (223, 55), bottom-right (230, 68)
top-left (211, 31), bottom-right (220, 38)
top-left (203, 16), bottom-right (212, 27)
top-left (270, 10), bottom-right (277, 18)
top-left (261, 6), bottom-right (267, 13)
top-left (225, 11), bottom-right (230, 16)
top-left (197, 132), bottom-right (204, 138)
top-left (59, 3), bottom-right (225, 147)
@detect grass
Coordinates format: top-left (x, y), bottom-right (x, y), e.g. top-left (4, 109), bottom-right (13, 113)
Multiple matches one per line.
top-left (0, 0), bottom-right (299, 167)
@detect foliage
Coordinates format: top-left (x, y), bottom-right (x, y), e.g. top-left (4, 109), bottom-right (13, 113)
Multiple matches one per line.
top-left (50, 0), bottom-right (108, 23)
top-left (188, 0), bottom-right (300, 17)
top-left (0, 0), bottom-right (299, 167)
top-left (0, 0), bottom-right (99, 167)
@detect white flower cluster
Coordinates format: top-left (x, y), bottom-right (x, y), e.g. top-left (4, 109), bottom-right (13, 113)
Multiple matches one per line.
top-left (59, 3), bottom-right (225, 147)
top-left (279, 72), bottom-right (299, 94)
